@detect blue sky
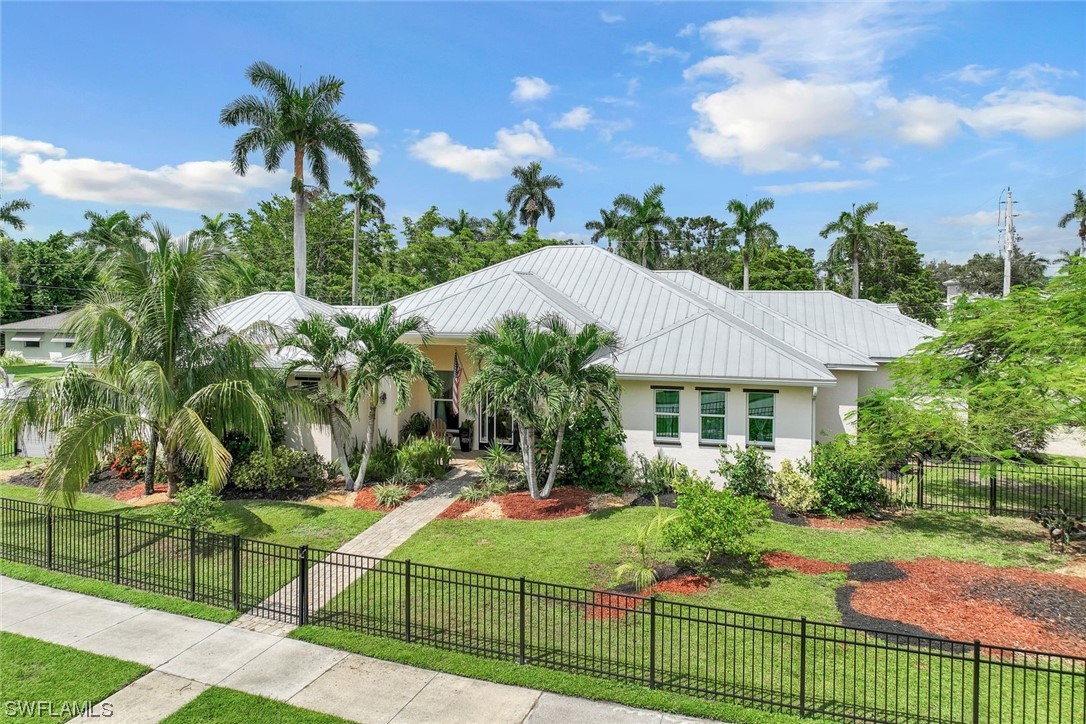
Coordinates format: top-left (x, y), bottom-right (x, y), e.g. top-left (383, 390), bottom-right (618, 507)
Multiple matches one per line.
top-left (3, 2), bottom-right (1085, 263)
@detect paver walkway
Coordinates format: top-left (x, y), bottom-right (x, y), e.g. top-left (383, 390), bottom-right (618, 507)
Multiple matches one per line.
top-left (232, 463), bottom-right (478, 636)
top-left (1, 576), bottom-right (719, 724)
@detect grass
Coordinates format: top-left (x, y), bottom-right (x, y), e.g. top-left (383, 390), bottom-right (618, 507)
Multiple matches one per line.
top-left (161, 688), bottom-right (350, 724)
top-left (0, 456), bottom-right (46, 471)
top-left (0, 632), bottom-right (148, 721)
top-left (291, 626), bottom-right (796, 724)
top-left (9, 364), bottom-right (64, 379)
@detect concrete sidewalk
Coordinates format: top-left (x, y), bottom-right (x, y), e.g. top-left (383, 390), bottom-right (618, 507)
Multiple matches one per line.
top-left (1, 576), bottom-right (719, 724)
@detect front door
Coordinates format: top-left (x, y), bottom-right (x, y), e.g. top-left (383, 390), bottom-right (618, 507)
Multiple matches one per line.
top-left (478, 397), bottom-right (516, 448)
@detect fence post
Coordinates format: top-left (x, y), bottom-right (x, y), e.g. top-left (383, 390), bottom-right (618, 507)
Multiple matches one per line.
top-left (916, 458), bottom-right (925, 509)
top-left (113, 515), bottom-right (122, 584)
top-left (988, 469), bottom-right (998, 516)
top-left (518, 577), bottom-right (526, 665)
top-left (45, 506), bottom-right (54, 570)
top-left (404, 559), bottom-right (413, 643)
top-left (298, 545), bottom-right (309, 627)
top-left (648, 595), bottom-right (657, 690)
top-left (231, 535), bottom-right (241, 611)
top-left (188, 527), bottom-right (197, 601)
top-left (799, 617), bottom-right (808, 718)
top-left (972, 640), bottom-right (981, 724)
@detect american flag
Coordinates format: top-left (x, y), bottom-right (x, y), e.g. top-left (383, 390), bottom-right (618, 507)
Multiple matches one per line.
top-left (452, 351), bottom-right (462, 416)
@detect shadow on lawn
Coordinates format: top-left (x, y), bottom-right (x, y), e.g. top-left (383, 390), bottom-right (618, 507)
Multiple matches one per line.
top-left (696, 553), bottom-right (795, 591)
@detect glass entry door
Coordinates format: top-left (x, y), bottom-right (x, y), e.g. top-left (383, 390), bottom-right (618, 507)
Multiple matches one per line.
top-left (478, 397), bottom-right (515, 448)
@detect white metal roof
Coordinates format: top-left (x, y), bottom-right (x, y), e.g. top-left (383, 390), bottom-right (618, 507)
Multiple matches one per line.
top-left (208, 292), bottom-right (339, 339)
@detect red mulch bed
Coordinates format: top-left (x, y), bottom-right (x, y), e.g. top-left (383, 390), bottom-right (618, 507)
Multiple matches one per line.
top-left (763, 551), bottom-right (849, 574)
top-left (354, 483), bottom-right (427, 512)
top-left (437, 499), bottom-right (479, 519)
top-left (586, 575), bottom-right (713, 620)
top-left (438, 487), bottom-right (594, 521)
top-left (113, 482), bottom-right (167, 501)
top-left (849, 558), bottom-right (1086, 657)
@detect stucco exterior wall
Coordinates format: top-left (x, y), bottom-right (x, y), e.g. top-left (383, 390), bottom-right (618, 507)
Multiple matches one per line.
top-left (815, 371), bottom-right (859, 442)
top-left (620, 380), bottom-right (815, 480)
top-left (3, 332), bottom-right (74, 363)
top-left (858, 364), bottom-right (893, 399)
top-left (391, 344), bottom-right (476, 447)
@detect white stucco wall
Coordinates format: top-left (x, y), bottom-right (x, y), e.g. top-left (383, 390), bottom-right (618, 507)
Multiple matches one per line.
top-left (3, 332), bottom-right (74, 363)
top-left (620, 380), bottom-right (815, 480)
top-left (815, 370), bottom-right (859, 442)
top-left (858, 364), bottom-right (893, 399)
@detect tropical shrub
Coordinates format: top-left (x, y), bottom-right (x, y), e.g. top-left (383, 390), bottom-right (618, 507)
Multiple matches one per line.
top-left (230, 445), bottom-right (334, 497)
top-left (715, 444), bottom-right (772, 497)
top-left (156, 484), bottom-right (223, 529)
top-left (372, 483), bottom-right (412, 508)
top-left (631, 452), bottom-right (697, 495)
top-left (221, 431), bottom-right (258, 469)
top-left (110, 440), bottom-right (147, 481)
top-left (854, 388), bottom-right (964, 468)
top-left (456, 485), bottom-right (492, 504)
top-left (396, 436), bottom-right (452, 482)
top-left (615, 501), bottom-right (679, 590)
top-left (551, 406), bottom-right (630, 493)
top-left (804, 435), bottom-right (885, 515)
top-left (479, 445), bottom-right (519, 486)
top-left (664, 476), bottom-right (770, 563)
top-left (399, 412), bottom-right (432, 441)
top-left (768, 460), bottom-right (819, 513)
top-left (354, 433), bottom-right (398, 483)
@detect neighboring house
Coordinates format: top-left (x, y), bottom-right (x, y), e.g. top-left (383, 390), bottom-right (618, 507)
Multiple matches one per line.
top-left (0, 311), bottom-right (75, 362)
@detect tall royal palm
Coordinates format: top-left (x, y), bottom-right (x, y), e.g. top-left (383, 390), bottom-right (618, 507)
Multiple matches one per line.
top-left (584, 207), bottom-right (621, 251)
top-left (344, 172), bottom-right (385, 305)
top-left (220, 61), bottom-right (369, 296)
top-left (342, 305), bottom-right (440, 490)
top-left (1058, 189), bottom-right (1086, 255)
top-left (0, 198), bottom-right (31, 231)
top-left (1, 223), bottom-right (274, 502)
top-left (820, 202), bottom-right (884, 299)
top-left (506, 162), bottom-right (563, 229)
top-left (725, 197), bottom-right (778, 291)
top-left (613, 184), bottom-right (674, 268)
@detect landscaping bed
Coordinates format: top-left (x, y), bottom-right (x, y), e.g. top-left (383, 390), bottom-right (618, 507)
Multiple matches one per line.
top-left (354, 483), bottom-right (427, 511)
top-left (439, 486), bottom-right (594, 521)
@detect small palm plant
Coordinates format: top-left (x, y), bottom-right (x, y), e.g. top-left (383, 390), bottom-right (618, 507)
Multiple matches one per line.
top-left (615, 500), bottom-right (679, 590)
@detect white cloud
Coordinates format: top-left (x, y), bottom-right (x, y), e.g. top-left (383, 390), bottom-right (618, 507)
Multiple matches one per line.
top-left (879, 95), bottom-right (963, 146)
top-left (552, 231), bottom-right (591, 243)
top-left (2, 137), bottom-right (285, 211)
top-left (409, 120), bottom-right (555, 181)
top-left (612, 141), bottom-right (678, 163)
top-left (599, 10), bottom-right (624, 24)
top-left (859, 155), bottom-right (893, 172)
top-left (554, 106), bottom-right (594, 131)
top-left (939, 64), bottom-right (1000, 85)
top-left (756, 179), bottom-right (873, 195)
top-left (510, 76), bottom-right (554, 104)
top-left (939, 210), bottom-right (1001, 227)
top-left (351, 122), bottom-right (382, 165)
top-left (352, 122), bottom-right (379, 139)
top-left (1007, 63), bottom-right (1079, 87)
top-left (630, 42), bottom-right (689, 63)
top-left (677, 23), bottom-right (696, 38)
top-left (966, 89), bottom-right (1086, 139)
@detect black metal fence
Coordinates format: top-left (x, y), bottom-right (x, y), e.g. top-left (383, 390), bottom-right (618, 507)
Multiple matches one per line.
top-left (885, 459), bottom-right (1086, 518)
top-left (1, 496), bottom-right (1083, 723)
top-left (0, 429), bottom-right (16, 458)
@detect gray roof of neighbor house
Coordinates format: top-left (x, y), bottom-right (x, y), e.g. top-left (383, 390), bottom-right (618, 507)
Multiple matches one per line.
top-left (655, 271), bottom-right (877, 370)
top-left (739, 290), bottom-right (937, 360)
top-left (383, 245), bottom-right (837, 385)
top-left (0, 311), bottom-right (73, 332)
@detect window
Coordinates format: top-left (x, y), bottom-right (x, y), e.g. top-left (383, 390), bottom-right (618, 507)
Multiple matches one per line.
top-left (699, 391), bottom-right (727, 443)
top-left (747, 391), bottom-right (775, 447)
top-left (432, 371), bottom-right (459, 429)
top-left (293, 374), bottom-right (320, 392)
top-left (654, 389), bottom-right (680, 441)
top-left (23, 341), bottom-right (40, 349)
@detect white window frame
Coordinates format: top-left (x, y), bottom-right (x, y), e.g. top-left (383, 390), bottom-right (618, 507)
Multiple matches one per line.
top-left (653, 388), bottom-right (681, 443)
top-left (746, 391), bottom-right (776, 448)
top-left (699, 390), bottom-right (728, 444)
top-left (432, 370), bottom-right (458, 428)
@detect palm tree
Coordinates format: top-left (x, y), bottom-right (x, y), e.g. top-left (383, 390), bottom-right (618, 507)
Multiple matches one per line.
top-left (344, 172), bottom-right (385, 305)
top-left (820, 202), bottom-right (884, 299)
top-left (485, 210), bottom-right (518, 241)
top-left (725, 198), bottom-right (778, 291)
top-left (196, 213), bottom-right (231, 241)
top-left (1058, 189), bottom-right (1086, 255)
top-left (0, 198), bottom-right (31, 231)
top-left (463, 315), bottom-right (564, 500)
top-left (584, 207), bottom-right (621, 251)
top-left (441, 210), bottom-right (484, 239)
top-left (506, 162), bottom-right (563, 228)
top-left (220, 61), bottom-right (369, 297)
top-left (79, 210), bottom-right (150, 249)
top-left (341, 305), bottom-right (440, 490)
top-left (1, 223), bottom-right (274, 502)
top-left (613, 184), bottom-right (675, 268)
top-left (537, 316), bottom-right (621, 499)
top-left (276, 314), bottom-right (354, 479)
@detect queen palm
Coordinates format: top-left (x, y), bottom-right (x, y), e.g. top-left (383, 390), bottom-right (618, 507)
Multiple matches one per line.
top-left (1058, 189), bottom-right (1086, 255)
top-left (584, 207), bottom-right (621, 251)
top-left (342, 305), bottom-right (441, 490)
top-left (725, 197), bottom-right (778, 291)
top-left (1, 223), bottom-right (274, 503)
top-left (221, 61), bottom-right (369, 296)
top-left (820, 202), bottom-right (884, 299)
top-left (506, 162), bottom-right (563, 228)
top-left (613, 184), bottom-right (674, 268)
top-left (344, 172), bottom-right (385, 305)
top-left (0, 198), bottom-right (31, 231)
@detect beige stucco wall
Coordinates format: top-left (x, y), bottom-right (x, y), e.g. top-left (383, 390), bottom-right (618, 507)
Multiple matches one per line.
top-left (3, 332), bottom-right (74, 363)
top-left (620, 380), bottom-right (815, 479)
top-left (393, 343), bottom-right (476, 447)
top-left (815, 370), bottom-right (859, 443)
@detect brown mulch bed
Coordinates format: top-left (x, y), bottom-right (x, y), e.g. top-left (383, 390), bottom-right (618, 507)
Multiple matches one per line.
top-left (439, 487), bottom-right (594, 521)
top-left (805, 515), bottom-right (886, 530)
top-left (113, 482), bottom-right (167, 501)
top-left (354, 483), bottom-right (427, 512)
top-left (763, 551), bottom-right (849, 575)
top-left (586, 574), bottom-right (714, 620)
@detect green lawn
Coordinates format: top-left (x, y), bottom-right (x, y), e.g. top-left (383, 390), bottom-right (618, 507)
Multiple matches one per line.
top-left (0, 456), bottom-right (46, 471)
top-left (161, 688), bottom-right (350, 724)
top-left (0, 632), bottom-right (148, 721)
top-left (9, 364), bottom-right (64, 379)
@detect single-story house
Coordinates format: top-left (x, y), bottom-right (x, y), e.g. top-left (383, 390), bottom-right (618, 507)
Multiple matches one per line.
top-left (15, 245), bottom-right (937, 476)
top-left (0, 311), bottom-right (75, 362)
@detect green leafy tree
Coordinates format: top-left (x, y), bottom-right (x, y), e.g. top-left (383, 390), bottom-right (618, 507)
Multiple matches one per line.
top-left (220, 61), bottom-right (369, 296)
top-left (729, 245), bottom-right (816, 291)
top-left (441, 210), bottom-right (485, 239)
top-left (506, 161), bottom-right (563, 228)
top-left (0, 232), bottom-right (95, 323)
top-left (820, 202), bottom-right (884, 299)
top-left (0, 198), bottom-right (31, 231)
top-left (613, 184), bottom-right (675, 268)
top-left (955, 249), bottom-right (1048, 296)
top-left (1, 223), bottom-right (276, 502)
top-left (660, 215), bottom-right (733, 281)
top-left (342, 305), bottom-right (441, 490)
top-left (664, 476), bottom-right (770, 563)
top-left (1058, 189), bottom-right (1086, 255)
top-left (725, 197), bottom-right (778, 291)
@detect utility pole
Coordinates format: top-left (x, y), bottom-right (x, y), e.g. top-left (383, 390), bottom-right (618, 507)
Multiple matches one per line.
top-left (1001, 187), bottom-right (1016, 297)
